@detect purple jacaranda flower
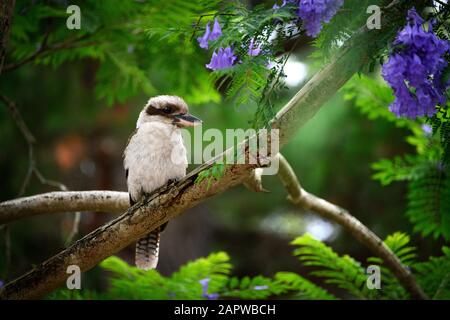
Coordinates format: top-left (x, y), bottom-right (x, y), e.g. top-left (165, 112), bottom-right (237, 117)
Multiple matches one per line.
top-left (272, 0), bottom-right (343, 37)
top-left (248, 38), bottom-right (262, 56)
top-left (206, 46), bottom-right (237, 70)
top-left (253, 285), bottom-right (269, 290)
top-left (197, 21), bottom-right (211, 49)
top-left (297, 0), bottom-right (344, 37)
top-left (0, 280), bottom-right (4, 288)
top-left (421, 124), bottom-right (433, 136)
top-left (209, 18), bottom-right (222, 41)
top-left (382, 8), bottom-right (450, 119)
top-left (199, 278), bottom-right (220, 300)
top-left (199, 278), bottom-right (210, 287)
top-left (197, 18), bottom-right (222, 49)
top-left (205, 292), bottom-right (220, 299)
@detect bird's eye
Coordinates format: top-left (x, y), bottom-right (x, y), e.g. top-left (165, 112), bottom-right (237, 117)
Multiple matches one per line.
top-left (162, 106), bottom-right (172, 114)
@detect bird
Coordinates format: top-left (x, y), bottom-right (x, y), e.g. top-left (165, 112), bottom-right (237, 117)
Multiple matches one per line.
top-left (123, 95), bottom-right (201, 270)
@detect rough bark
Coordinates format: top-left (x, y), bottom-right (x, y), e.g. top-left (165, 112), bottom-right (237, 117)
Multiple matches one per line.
top-left (0, 191), bottom-right (129, 224)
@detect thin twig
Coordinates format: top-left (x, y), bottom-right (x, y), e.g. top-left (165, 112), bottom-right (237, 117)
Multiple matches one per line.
top-left (0, 93), bottom-right (33, 279)
top-left (0, 94), bottom-right (82, 246)
top-left (34, 168), bottom-right (81, 244)
top-left (4, 31), bottom-right (50, 73)
top-left (3, 33), bottom-right (94, 72)
top-left (65, 211), bottom-right (81, 246)
top-left (269, 153), bottom-right (428, 300)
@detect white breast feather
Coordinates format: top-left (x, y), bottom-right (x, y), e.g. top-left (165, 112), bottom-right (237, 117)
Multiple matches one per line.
top-left (124, 122), bottom-right (187, 202)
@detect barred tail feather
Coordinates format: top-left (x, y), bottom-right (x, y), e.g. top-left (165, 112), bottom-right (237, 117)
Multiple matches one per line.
top-left (135, 230), bottom-right (161, 270)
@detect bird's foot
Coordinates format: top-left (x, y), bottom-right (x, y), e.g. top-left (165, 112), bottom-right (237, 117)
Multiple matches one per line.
top-left (164, 178), bottom-right (181, 199)
top-left (167, 178), bottom-right (180, 186)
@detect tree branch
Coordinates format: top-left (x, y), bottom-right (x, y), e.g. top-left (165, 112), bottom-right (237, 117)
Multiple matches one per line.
top-left (0, 161), bottom-right (255, 299)
top-left (273, 153), bottom-right (427, 300)
top-left (0, 0), bottom-right (420, 299)
top-left (2, 33), bottom-right (96, 73)
top-left (0, 191), bottom-right (129, 224)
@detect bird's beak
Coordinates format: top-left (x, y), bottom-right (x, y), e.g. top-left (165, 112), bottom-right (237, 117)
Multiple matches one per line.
top-left (173, 113), bottom-right (202, 127)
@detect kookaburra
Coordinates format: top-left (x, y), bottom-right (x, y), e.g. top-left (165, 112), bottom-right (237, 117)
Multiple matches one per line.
top-left (123, 95), bottom-right (201, 270)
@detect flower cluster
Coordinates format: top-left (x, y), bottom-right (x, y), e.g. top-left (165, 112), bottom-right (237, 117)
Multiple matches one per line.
top-left (197, 18), bottom-right (263, 71)
top-left (198, 1), bottom-right (345, 70)
top-left (382, 8), bottom-right (449, 119)
top-left (273, 0), bottom-right (344, 37)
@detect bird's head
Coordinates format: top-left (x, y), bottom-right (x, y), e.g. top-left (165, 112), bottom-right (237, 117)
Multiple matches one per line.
top-left (136, 95), bottom-right (202, 129)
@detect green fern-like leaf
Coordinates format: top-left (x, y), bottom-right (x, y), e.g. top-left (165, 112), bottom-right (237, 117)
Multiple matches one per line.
top-left (100, 256), bottom-right (168, 299)
top-left (221, 275), bottom-right (286, 299)
top-left (96, 51), bottom-right (156, 106)
top-left (415, 247), bottom-right (450, 300)
top-left (407, 167), bottom-right (450, 240)
top-left (291, 234), bottom-right (369, 299)
top-left (343, 75), bottom-right (411, 128)
top-left (274, 272), bottom-right (336, 300)
top-left (168, 252), bottom-right (232, 299)
top-left (195, 163), bottom-right (226, 189)
top-left (371, 155), bottom-right (432, 186)
top-left (98, 252), bottom-right (231, 300)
